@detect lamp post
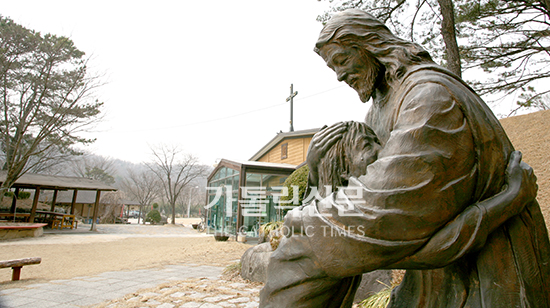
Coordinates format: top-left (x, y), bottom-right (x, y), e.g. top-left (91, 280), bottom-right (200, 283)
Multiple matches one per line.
top-left (187, 186), bottom-right (199, 218)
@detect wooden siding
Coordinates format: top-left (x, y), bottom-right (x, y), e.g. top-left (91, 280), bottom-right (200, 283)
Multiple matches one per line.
top-left (263, 174), bottom-right (288, 188)
top-left (257, 136), bottom-right (313, 165)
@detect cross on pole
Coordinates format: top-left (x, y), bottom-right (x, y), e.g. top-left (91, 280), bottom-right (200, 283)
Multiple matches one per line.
top-left (286, 84), bottom-right (298, 132)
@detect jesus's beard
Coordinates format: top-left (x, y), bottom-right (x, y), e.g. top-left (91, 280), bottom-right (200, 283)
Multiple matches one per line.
top-left (354, 55), bottom-right (382, 103)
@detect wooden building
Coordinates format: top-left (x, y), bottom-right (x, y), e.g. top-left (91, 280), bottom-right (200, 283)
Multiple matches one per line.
top-left (0, 171), bottom-right (117, 231)
top-left (250, 128), bottom-right (318, 165)
top-left (39, 190), bottom-right (140, 224)
top-left (206, 128), bottom-right (319, 237)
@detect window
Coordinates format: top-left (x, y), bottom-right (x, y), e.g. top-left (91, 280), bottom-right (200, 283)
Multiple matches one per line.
top-left (281, 143), bottom-right (288, 160)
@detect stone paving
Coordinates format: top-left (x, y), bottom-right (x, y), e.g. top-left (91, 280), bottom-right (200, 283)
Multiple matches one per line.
top-left (0, 223), bottom-right (260, 308)
top-left (0, 263), bottom-right (261, 308)
top-left (93, 275), bottom-right (262, 308)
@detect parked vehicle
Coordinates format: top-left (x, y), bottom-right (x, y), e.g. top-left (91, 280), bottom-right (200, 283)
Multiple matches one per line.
top-left (127, 211), bottom-right (141, 218)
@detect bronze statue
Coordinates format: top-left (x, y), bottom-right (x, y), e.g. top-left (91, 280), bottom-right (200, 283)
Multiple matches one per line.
top-left (260, 9), bottom-right (550, 308)
top-left (314, 121), bottom-right (381, 197)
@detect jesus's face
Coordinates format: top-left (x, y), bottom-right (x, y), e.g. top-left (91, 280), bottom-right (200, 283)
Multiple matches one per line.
top-left (319, 43), bottom-right (381, 102)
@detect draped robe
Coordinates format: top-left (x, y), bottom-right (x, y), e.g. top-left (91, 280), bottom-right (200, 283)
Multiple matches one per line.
top-left (259, 65), bottom-right (550, 308)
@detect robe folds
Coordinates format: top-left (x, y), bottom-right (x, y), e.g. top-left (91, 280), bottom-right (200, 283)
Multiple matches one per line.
top-left (259, 65), bottom-right (550, 308)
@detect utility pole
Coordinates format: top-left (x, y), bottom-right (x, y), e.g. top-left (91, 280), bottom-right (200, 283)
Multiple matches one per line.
top-left (286, 84), bottom-right (298, 132)
top-left (187, 186), bottom-right (198, 218)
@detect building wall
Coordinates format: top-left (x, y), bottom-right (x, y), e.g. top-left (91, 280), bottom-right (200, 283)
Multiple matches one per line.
top-left (257, 136), bottom-right (313, 165)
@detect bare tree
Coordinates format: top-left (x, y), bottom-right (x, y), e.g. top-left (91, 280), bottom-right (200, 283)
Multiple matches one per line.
top-left (69, 154), bottom-right (116, 185)
top-left (98, 191), bottom-right (125, 223)
top-left (121, 167), bottom-right (160, 224)
top-left (24, 146), bottom-right (78, 175)
top-left (147, 145), bottom-right (208, 225)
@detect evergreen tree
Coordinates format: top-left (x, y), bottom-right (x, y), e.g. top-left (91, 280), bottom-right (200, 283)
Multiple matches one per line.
top-left (318, 0), bottom-right (550, 114)
top-left (456, 0), bottom-right (550, 114)
top-left (0, 16), bottom-right (103, 195)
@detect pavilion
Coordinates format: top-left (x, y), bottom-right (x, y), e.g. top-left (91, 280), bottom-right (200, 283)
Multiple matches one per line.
top-left (0, 171), bottom-right (117, 231)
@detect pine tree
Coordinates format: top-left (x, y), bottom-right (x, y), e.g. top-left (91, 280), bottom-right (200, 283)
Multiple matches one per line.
top-left (0, 16), bottom-right (103, 195)
top-left (317, 0), bottom-right (550, 114)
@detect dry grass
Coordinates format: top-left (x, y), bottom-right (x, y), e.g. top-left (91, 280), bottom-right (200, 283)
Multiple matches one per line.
top-left (0, 236), bottom-right (251, 287)
top-left (500, 110), bottom-right (550, 231)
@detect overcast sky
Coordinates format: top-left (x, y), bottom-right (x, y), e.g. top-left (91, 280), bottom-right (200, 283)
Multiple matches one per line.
top-left (3, 1), bottom-right (374, 166)
top-left (2, 1), bottom-right (520, 166)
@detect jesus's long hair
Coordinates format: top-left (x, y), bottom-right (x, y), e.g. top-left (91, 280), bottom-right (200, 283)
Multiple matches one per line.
top-left (314, 9), bottom-right (435, 86)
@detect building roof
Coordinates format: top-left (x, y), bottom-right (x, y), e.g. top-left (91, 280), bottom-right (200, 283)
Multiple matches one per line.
top-left (37, 190), bottom-right (139, 205)
top-left (0, 171), bottom-right (117, 191)
top-left (226, 159), bottom-right (298, 170)
top-left (249, 128), bottom-right (320, 161)
top-left (207, 158), bottom-right (297, 182)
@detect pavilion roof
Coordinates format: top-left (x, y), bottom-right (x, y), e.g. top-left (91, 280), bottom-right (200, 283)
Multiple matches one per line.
top-left (0, 171), bottom-right (117, 191)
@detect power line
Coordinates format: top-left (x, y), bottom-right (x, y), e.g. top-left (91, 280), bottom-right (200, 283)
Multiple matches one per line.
top-left (114, 85), bottom-right (346, 133)
top-left (295, 85), bottom-right (346, 101)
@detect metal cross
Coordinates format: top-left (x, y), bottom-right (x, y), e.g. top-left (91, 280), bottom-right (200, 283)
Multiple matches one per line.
top-left (286, 84), bottom-right (298, 132)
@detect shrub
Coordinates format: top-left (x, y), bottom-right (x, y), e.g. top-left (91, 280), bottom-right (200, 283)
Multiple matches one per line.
top-left (357, 270), bottom-right (405, 308)
top-left (222, 261), bottom-right (242, 281)
top-left (280, 165), bottom-right (309, 208)
top-left (0, 206), bottom-right (31, 213)
top-left (18, 191), bottom-right (31, 199)
top-left (146, 209), bottom-right (161, 224)
top-left (259, 221), bottom-right (284, 250)
top-left (259, 221), bottom-right (283, 238)
top-left (3, 191), bottom-right (32, 199)
top-left (357, 286), bottom-right (393, 308)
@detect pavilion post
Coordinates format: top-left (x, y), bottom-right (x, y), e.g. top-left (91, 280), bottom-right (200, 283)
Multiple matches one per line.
top-left (50, 190), bottom-right (58, 212)
top-left (10, 187), bottom-right (20, 214)
top-left (90, 190), bottom-right (101, 231)
top-left (70, 189), bottom-right (78, 215)
top-left (29, 187), bottom-right (41, 223)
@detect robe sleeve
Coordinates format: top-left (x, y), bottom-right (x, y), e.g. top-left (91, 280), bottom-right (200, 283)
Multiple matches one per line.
top-left (306, 82), bottom-right (480, 276)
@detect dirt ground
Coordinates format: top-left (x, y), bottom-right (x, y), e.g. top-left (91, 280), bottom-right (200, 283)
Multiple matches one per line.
top-left (0, 219), bottom-right (252, 287)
